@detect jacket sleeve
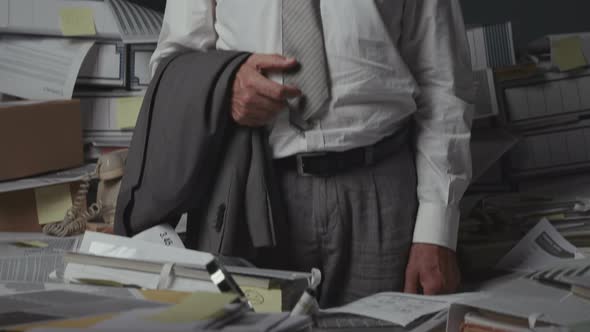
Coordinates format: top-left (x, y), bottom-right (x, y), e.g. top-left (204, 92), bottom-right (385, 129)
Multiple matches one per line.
top-left (400, 0), bottom-right (475, 251)
top-left (150, 0), bottom-right (217, 76)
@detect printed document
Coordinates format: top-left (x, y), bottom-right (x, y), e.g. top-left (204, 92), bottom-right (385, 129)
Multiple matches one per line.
top-left (0, 235), bottom-right (79, 283)
top-left (323, 292), bottom-right (481, 327)
top-left (497, 219), bottom-right (584, 272)
top-left (0, 38), bottom-right (94, 100)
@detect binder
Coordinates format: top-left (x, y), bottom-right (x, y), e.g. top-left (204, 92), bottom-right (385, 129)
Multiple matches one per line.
top-left (501, 68), bottom-right (590, 124)
top-left (128, 44), bottom-right (156, 89)
top-left (77, 90), bottom-right (145, 131)
top-left (467, 22), bottom-right (516, 70)
top-left (508, 118), bottom-right (590, 177)
top-left (78, 41), bottom-right (128, 88)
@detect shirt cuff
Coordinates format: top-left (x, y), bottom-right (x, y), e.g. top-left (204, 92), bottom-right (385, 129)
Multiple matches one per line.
top-left (412, 202), bottom-right (461, 251)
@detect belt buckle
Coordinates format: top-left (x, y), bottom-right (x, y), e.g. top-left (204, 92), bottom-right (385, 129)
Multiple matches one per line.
top-left (296, 152), bottom-right (327, 177)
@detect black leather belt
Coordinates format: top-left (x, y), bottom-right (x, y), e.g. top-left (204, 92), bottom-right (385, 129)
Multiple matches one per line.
top-left (274, 126), bottom-right (410, 176)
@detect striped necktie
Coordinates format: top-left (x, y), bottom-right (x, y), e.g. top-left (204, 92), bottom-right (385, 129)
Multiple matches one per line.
top-left (282, 0), bottom-right (331, 131)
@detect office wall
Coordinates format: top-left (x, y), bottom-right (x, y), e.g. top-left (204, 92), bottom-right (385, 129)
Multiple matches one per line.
top-left (461, 0), bottom-right (590, 49)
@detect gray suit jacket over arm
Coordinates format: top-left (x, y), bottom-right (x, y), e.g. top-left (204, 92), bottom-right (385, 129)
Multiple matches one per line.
top-left (114, 50), bottom-right (287, 259)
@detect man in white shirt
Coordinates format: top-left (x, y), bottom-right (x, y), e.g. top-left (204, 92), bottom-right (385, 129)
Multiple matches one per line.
top-left (151, 0), bottom-right (474, 307)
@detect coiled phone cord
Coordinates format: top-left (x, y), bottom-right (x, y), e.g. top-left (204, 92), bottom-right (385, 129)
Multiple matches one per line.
top-left (42, 167), bottom-right (103, 237)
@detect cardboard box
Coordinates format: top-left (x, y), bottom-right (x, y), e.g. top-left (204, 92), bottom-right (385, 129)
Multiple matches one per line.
top-left (0, 182), bottom-right (81, 232)
top-left (0, 100), bottom-right (83, 181)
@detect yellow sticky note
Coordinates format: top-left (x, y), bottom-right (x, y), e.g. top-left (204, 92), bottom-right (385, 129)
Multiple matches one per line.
top-left (116, 97), bottom-right (143, 129)
top-left (147, 292), bottom-right (237, 323)
top-left (553, 36), bottom-right (587, 71)
top-left (34, 184), bottom-right (72, 225)
top-left (243, 287), bottom-right (282, 313)
top-left (59, 7), bottom-right (97, 36)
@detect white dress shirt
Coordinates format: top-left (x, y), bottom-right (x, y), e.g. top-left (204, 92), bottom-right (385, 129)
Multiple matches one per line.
top-left (151, 0), bottom-right (475, 250)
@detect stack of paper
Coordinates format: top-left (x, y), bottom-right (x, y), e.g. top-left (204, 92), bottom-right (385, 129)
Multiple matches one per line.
top-left (0, 232), bottom-right (81, 283)
top-left (0, 289), bottom-right (165, 329)
top-left (15, 291), bottom-right (312, 331)
top-left (449, 276), bottom-right (590, 332)
top-left (0, 0), bottom-right (162, 161)
top-left (450, 222), bottom-right (590, 332)
top-left (458, 188), bottom-right (590, 271)
top-left (489, 35), bottom-right (590, 179)
top-left (63, 232), bottom-right (311, 313)
top-left (320, 292), bottom-right (481, 330)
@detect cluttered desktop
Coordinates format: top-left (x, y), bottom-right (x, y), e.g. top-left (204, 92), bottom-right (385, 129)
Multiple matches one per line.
top-left (1, 0), bottom-right (590, 331)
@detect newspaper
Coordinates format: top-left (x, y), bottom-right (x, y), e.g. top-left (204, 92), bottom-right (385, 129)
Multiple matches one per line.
top-left (0, 37), bottom-right (94, 100)
top-left (496, 219), bottom-right (584, 272)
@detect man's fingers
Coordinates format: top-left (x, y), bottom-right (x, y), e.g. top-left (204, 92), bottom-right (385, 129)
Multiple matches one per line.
top-left (250, 54), bottom-right (299, 72)
top-left (252, 71), bottom-right (301, 100)
top-left (231, 53), bottom-right (303, 127)
top-left (403, 268), bottom-right (420, 294)
top-left (421, 276), bottom-right (445, 295)
top-left (241, 67), bottom-right (301, 100)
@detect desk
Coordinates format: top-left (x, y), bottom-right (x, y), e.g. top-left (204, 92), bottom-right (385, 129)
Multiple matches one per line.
top-left (314, 328), bottom-right (405, 332)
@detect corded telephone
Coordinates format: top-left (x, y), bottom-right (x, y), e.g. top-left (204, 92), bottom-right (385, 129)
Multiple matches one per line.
top-left (43, 149), bottom-right (128, 237)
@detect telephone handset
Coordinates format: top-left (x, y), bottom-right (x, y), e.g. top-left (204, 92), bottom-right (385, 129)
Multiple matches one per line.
top-left (43, 149), bottom-right (128, 237)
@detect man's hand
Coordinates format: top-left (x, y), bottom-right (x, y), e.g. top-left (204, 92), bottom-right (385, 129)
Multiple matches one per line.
top-left (232, 54), bottom-right (301, 127)
top-left (403, 243), bottom-right (461, 295)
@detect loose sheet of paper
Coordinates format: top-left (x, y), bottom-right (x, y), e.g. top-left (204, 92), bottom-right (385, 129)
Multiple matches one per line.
top-left (132, 224), bottom-right (184, 249)
top-left (323, 292), bottom-right (478, 327)
top-left (116, 97), bottom-right (143, 129)
top-left (0, 37), bottom-right (94, 100)
top-left (496, 219), bottom-right (584, 272)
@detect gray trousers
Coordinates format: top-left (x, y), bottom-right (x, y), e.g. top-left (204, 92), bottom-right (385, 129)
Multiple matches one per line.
top-left (277, 143), bottom-right (418, 308)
